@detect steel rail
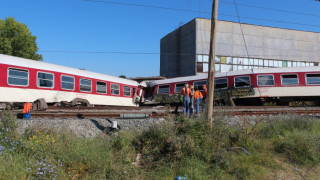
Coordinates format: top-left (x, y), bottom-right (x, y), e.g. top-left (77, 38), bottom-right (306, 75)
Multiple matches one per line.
top-left (12, 107), bottom-right (320, 119)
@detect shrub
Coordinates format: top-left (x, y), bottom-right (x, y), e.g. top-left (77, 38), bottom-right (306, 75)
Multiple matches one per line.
top-left (258, 115), bottom-right (317, 139)
top-left (274, 131), bottom-right (320, 165)
top-left (0, 111), bottom-right (18, 138)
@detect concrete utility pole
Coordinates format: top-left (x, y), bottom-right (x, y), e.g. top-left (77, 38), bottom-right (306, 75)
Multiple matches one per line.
top-left (207, 0), bottom-right (218, 129)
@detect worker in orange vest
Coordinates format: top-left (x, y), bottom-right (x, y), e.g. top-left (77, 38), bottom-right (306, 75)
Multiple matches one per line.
top-left (181, 84), bottom-right (191, 117)
top-left (201, 84), bottom-right (207, 113)
top-left (194, 87), bottom-right (203, 117)
top-left (202, 84), bottom-right (207, 101)
top-left (23, 102), bottom-right (32, 119)
top-left (189, 85), bottom-right (195, 117)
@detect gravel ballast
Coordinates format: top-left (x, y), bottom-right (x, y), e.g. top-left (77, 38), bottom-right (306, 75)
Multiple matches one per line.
top-left (16, 114), bottom-right (318, 138)
top-left (17, 118), bottom-right (166, 138)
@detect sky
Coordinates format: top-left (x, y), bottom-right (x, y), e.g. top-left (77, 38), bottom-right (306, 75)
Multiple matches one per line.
top-left (0, 0), bottom-right (319, 78)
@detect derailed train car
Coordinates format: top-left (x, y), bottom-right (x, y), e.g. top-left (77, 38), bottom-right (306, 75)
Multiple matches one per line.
top-left (144, 66), bottom-right (320, 106)
top-left (0, 54), bottom-right (143, 108)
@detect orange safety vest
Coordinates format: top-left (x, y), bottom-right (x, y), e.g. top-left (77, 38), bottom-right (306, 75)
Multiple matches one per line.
top-left (194, 90), bottom-right (203, 100)
top-left (202, 89), bottom-right (207, 99)
top-left (181, 87), bottom-right (191, 97)
top-left (23, 102), bottom-right (32, 114)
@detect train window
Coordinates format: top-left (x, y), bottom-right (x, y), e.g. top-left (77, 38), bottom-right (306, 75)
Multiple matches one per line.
top-left (132, 88), bottom-right (136, 96)
top-left (215, 78), bottom-right (228, 89)
top-left (123, 86), bottom-right (131, 96)
top-left (37, 72), bottom-right (54, 88)
top-left (306, 74), bottom-right (320, 85)
top-left (8, 68), bottom-right (28, 86)
top-left (174, 83), bottom-right (185, 93)
top-left (194, 81), bottom-right (207, 91)
top-left (111, 84), bottom-right (120, 95)
top-left (80, 78), bottom-right (92, 92)
top-left (61, 75), bottom-right (74, 90)
top-left (96, 81), bottom-right (107, 94)
top-left (158, 85), bottom-right (170, 94)
top-left (257, 75), bottom-right (274, 86)
top-left (234, 76), bottom-right (250, 88)
top-left (281, 74), bottom-right (298, 85)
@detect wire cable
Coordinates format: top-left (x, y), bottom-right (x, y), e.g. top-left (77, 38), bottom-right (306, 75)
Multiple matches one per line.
top-left (233, 0), bottom-right (250, 62)
top-left (83, 0), bottom-right (320, 30)
top-left (219, 0), bottom-right (320, 18)
top-left (83, 0), bottom-right (204, 13)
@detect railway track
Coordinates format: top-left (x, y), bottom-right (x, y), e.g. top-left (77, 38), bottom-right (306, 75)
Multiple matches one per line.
top-left (10, 106), bottom-right (320, 118)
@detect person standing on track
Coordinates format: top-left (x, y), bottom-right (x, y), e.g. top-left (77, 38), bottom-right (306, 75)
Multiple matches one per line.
top-left (23, 102), bottom-right (32, 119)
top-left (202, 84), bottom-right (207, 102)
top-left (201, 84), bottom-right (208, 112)
top-left (181, 84), bottom-right (191, 117)
top-left (189, 85), bottom-right (195, 117)
top-left (194, 87), bottom-right (203, 117)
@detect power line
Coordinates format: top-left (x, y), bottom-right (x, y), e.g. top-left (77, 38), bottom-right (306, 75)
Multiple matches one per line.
top-left (232, 0), bottom-right (250, 62)
top-left (39, 50), bottom-right (318, 59)
top-left (40, 50), bottom-right (160, 55)
top-left (219, 13), bottom-right (320, 29)
top-left (219, 0), bottom-right (320, 18)
top-left (85, 0), bottom-right (320, 19)
top-left (82, 0), bottom-right (320, 30)
top-left (83, 0), bottom-right (204, 13)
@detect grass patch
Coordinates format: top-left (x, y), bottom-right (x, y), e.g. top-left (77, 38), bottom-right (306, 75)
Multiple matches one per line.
top-left (0, 111), bottom-right (320, 179)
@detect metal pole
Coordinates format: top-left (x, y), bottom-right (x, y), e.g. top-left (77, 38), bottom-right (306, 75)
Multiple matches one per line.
top-left (207, 0), bottom-right (218, 129)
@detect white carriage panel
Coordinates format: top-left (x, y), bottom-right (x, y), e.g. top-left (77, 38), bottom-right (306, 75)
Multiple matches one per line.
top-left (86, 95), bottom-right (136, 106)
top-left (252, 86), bottom-right (320, 98)
top-left (0, 87), bottom-right (75, 103)
top-left (0, 88), bottom-right (44, 102)
top-left (0, 87), bottom-right (136, 106)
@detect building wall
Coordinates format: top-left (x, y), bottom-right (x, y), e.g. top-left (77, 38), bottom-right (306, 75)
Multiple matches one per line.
top-left (196, 18), bottom-right (320, 62)
top-left (160, 19), bottom-right (196, 78)
top-left (161, 18), bottom-right (320, 78)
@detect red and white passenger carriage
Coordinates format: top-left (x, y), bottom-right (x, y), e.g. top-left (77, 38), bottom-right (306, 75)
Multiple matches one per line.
top-left (0, 54), bottom-right (143, 107)
top-left (146, 67), bottom-right (320, 106)
top-left (2, 53), bottom-right (320, 107)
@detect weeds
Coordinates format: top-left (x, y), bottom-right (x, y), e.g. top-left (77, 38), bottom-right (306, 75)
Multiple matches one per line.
top-left (0, 111), bottom-right (17, 138)
top-left (0, 111), bottom-right (320, 179)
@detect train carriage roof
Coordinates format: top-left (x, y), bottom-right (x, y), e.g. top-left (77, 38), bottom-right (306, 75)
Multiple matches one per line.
top-left (0, 54), bottom-right (139, 86)
top-left (151, 66), bottom-right (320, 85)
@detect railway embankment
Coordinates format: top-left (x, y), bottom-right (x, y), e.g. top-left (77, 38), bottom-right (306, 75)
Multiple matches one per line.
top-left (17, 117), bottom-right (166, 138)
top-left (1, 110), bottom-right (320, 179)
top-left (16, 113), bottom-right (319, 138)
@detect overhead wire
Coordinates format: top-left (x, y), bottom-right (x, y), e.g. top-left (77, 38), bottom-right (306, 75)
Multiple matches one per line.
top-left (83, 0), bottom-right (203, 13)
top-left (219, 13), bottom-right (320, 29)
top-left (39, 50), bottom-right (317, 59)
top-left (82, 0), bottom-right (320, 30)
top-left (232, 0), bottom-right (250, 62)
top-left (42, 0), bottom-right (320, 61)
top-left (219, 0), bottom-right (320, 18)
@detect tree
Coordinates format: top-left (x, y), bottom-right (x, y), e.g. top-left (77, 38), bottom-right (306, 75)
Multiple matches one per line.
top-left (0, 17), bottom-right (42, 61)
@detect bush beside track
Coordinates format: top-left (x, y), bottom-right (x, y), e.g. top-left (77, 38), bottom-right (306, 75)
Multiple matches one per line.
top-left (0, 111), bottom-right (320, 179)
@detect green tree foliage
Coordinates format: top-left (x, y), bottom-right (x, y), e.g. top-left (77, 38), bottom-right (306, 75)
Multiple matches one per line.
top-left (0, 17), bottom-right (42, 61)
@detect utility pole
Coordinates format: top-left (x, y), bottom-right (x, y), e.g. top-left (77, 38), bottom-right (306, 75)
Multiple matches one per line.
top-left (207, 0), bottom-right (218, 129)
